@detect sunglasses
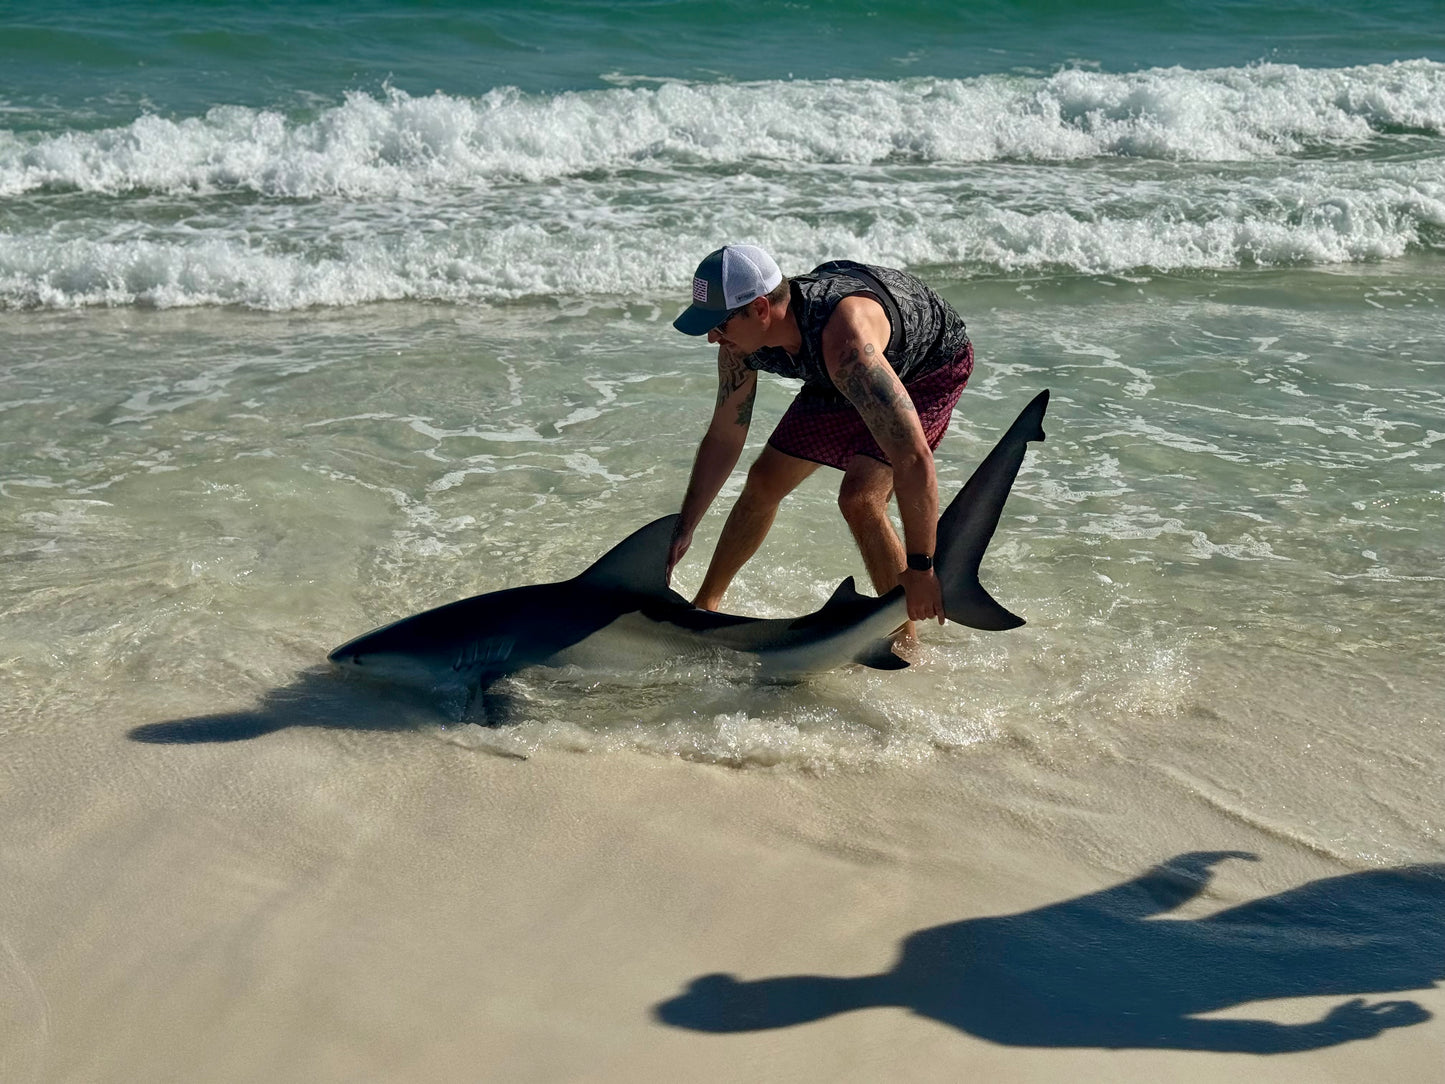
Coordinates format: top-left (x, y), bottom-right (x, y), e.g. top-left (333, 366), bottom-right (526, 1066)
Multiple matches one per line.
top-left (715, 302), bottom-right (752, 333)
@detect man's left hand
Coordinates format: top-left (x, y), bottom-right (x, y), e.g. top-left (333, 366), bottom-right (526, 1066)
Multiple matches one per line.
top-left (899, 568), bottom-right (946, 624)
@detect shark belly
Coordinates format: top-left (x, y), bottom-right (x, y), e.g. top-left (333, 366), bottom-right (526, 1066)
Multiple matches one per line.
top-left (688, 593), bottom-right (910, 679)
top-left (541, 610), bottom-right (735, 675)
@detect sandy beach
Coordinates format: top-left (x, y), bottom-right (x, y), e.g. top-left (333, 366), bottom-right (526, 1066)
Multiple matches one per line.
top-left (5, 699), bottom-right (1443, 1082)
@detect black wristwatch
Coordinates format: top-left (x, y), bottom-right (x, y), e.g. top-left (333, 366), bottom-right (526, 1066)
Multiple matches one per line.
top-left (906, 552), bottom-right (933, 572)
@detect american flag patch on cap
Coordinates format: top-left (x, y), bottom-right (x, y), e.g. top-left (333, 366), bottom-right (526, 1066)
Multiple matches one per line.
top-left (692, 276), bottom-right (709, 303)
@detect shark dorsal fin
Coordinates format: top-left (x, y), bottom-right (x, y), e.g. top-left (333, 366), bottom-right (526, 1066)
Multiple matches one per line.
top-left (575, 513), bottom-right (685, 599)
top-left (824, 575), bottom-right (869, 609)
top-left (788, 576), bottom-right (899, 632)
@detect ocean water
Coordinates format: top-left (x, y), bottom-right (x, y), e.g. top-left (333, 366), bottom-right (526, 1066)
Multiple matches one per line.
top-left (4, 0), bottom-right (1442, 792)
top-left (1, 5), bottom-right (1443, 1076)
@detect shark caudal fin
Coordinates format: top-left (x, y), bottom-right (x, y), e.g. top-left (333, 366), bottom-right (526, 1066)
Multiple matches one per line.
top-left (575, 513), bottom-right (690, 600)
top-left (935, 389), bottom-right (1049, 631)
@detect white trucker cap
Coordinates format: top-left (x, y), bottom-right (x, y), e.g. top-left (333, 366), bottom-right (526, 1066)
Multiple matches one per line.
top-left (673, 244), bottom-right (783, 336)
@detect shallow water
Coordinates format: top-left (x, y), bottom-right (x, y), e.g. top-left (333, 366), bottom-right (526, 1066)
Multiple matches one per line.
top-left (3, 264), bottom-right (1440, 866)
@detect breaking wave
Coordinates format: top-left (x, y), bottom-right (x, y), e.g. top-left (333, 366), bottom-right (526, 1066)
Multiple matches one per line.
top-left (3, 61), bottom-right (1443, 309)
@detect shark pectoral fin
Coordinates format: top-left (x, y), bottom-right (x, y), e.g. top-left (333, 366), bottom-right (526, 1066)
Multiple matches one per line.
top-left (854, 638), bottom-right (910, 671)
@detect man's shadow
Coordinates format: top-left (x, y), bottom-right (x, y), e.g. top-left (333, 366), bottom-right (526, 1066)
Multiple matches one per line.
top-left (127, 666), bottom-right (528, 744)
top-left (656, 852), bottom-right (1444, 1052)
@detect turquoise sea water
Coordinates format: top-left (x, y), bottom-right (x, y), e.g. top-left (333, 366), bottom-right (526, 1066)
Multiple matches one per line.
top-left (1, 0), bottom-right (1440, 760)
top-left (3, 0), bottom-right (1444, 308)
top-left (2, 0), bottom-right (1441, 772)
top-left (5, 1), bottom-right (1445, 117)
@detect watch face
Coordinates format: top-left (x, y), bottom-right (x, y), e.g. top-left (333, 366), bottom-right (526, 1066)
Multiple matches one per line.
top-left (908, 553), bottom-right (933, 572)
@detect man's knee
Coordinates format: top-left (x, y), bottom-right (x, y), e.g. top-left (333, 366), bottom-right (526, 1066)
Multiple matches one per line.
top-left (837, 472), bottom-right (891, 527)
top-left (741, 453), bottom-right (800, 507)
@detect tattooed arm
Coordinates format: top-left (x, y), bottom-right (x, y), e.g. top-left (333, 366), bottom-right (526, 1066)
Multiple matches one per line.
top-left (822, 295), bottom-right (943, 622)
top-left (668, 345), bottom-right (758, 579)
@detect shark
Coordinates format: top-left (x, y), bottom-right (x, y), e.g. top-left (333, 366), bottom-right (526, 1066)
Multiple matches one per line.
top-left (328, 389), bottom-right (1049, 705)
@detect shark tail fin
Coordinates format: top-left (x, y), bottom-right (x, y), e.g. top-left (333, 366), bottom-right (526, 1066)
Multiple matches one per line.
top-left (575, 513), bottom-right (689, 601)
top-left (935, 390), bottom-right (1049, 631)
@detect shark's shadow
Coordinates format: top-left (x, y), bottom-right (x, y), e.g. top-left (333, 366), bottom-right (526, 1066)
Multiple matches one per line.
top-left (126, 665), bottom-right (529, 744)
top-left (655, 852), bottom-right (1444, 1053)
top-left (125, 664), bottom-right (823, 744)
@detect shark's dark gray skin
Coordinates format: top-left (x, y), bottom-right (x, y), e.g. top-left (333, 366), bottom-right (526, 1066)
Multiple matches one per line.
top-left (328, 389), bottom-right (1049, 702)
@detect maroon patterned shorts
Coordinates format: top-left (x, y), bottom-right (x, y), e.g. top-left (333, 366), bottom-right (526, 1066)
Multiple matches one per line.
top-left (766, 342), bottom-right (974, 471)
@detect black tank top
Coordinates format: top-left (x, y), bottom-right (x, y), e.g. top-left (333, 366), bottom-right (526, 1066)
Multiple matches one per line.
top-left (745, 261), bottom-right (969, 397)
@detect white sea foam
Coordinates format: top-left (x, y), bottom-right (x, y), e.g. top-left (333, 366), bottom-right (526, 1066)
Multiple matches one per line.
top-left (2, 62), bottom-right (1443, 309)
top-left (3, 166), bottom-right (1439, 310)
top-left (4, 62), bottom-right (1443, 198)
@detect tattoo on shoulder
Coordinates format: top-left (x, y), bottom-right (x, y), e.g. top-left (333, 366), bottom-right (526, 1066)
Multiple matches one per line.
top-left (716, 350), bottom-right (751, 410)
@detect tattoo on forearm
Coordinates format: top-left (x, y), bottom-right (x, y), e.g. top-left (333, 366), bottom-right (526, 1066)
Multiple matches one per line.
top-left (735, 387), bottom-right (755, 427)
top-left (836, 343), bottom-right (918, 445)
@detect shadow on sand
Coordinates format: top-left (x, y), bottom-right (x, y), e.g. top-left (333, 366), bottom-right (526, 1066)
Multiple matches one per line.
top-left (127, 666), bottom-right (527, 744)
top-left (126, 663), bottom-right (857, 747)
top-left (655, 852), bottom-right (1444, 1053)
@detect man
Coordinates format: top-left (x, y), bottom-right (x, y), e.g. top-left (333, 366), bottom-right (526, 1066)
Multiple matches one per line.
top-left (667, 244), bottom-right (974, 633)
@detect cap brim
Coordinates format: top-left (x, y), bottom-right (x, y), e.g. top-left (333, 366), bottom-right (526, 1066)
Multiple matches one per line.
top-left (672, 304), bottom-right (728, 336)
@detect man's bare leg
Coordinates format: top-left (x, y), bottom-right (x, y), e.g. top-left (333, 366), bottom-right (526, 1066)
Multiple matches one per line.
top-left (838, 454), bottom-right (914, 641)
top-left (693, 444), bottom-right (818, 611)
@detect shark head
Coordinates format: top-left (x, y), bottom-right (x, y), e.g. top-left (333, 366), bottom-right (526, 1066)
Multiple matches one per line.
top-left (328, 630), bottom-right (450, 693)
top-left (329, 515), bottom-right (691, 692)
top-left (329, 641), bottom-right (444, 690)
top-left (328, 606), bottom-right (519, 696)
